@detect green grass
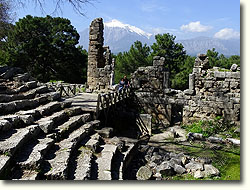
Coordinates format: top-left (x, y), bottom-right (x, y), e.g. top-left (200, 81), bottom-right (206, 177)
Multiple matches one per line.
top-left (166, 142), bottom-right (240, 180)
top-left (181, 117), bottom-right (240, 139)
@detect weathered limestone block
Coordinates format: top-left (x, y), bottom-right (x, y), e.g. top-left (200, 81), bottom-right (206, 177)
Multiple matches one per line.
top-left (214, 71), bottom-right (226, 79)
top-left (136, 166), bottom-right (152, 180)
top-left (204, 81), bottom-right (213, 88)
top-left (230, 81), bottom-right (239, 89)
top-left (194, 54), bottom-right (209, 69)
top-left (203, 164), bottom-right (220, 177)
top-left (230, 64), bottom-right (238, 72)
top-left (185, 162), bottom-right (204, 172)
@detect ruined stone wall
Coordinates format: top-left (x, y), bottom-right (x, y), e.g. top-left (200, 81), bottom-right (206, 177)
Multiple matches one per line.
top-left (131, 54), bottom-right (240, 127)
top-left (87, 18), bottom-right (114, 92)
top-left (183, 54), bottom-right (240, 125)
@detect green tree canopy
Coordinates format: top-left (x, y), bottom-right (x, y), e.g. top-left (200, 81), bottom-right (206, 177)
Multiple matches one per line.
top-left (114, 40), bottom-right (152, 83)
top-left (4, 15), bottom-right (87, 83)
top-left (206, 48), bottom-right (240, 69)
top-left (151, 33), bottom-right (186, 88)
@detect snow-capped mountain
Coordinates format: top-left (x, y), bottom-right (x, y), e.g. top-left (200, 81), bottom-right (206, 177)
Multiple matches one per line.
top-left (105, 19), bottom-right (152, 39)
top-left (79, 19), bottom-right (240, 56)
top-left (79, 19), bottom-right (154, 53)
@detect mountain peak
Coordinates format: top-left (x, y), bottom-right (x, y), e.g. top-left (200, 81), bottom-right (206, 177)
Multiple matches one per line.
top-left (104, 19), bottom-right (152, 39)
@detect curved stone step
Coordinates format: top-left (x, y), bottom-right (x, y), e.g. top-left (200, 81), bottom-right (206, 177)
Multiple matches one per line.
top-left (37, 110), bottom-right (68, 134)
top-left (0, 99), bottom-right (40, 115)
top-left (0, 125), bottom-right (40, 156)
top-left (0, 119), bottom-right (12, 131)
top-left (118, 143), bottom-right (136, 180)
top-left (0, 67), bottom-right (23, 80)
top-left (44, 120), bottom-right (100, 180)
top-left (35, 102), bottom-right (62, 116)
top-left (12, 169), bottom-right (39, 180)
top-left (0, 114), bottom-right (34, 132)
top-left (68, 133), bottom-right (101, 180)
top-left (96, 144), bottom-right (118, 180)
top-left (72, 147), bottom-right (93, 180)
top-left (54, 114), bottom-right (91, 140)
top-left (13, 73), bottom-right (31, 83)
top-left (0, 155), bottom-right (10, 177)
top-left (15, 136), bottom-right (55, 169)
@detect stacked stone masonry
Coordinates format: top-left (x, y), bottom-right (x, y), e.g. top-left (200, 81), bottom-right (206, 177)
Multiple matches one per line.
top-left (131, 54), bottom-right (240, 126)
top-left (0, 66), bottom-right (138, 180)
top-left (87, 18), bottom-right (115, 92)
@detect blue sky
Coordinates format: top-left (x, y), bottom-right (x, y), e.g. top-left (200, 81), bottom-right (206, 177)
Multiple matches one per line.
top-left (15, 0), bottom-right (240, 40)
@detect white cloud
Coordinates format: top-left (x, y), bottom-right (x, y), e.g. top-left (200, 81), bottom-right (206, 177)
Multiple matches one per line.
top-left (180, 21), bottom-right (212, 32)
top-left (214, 28), bottom-right (240, 40)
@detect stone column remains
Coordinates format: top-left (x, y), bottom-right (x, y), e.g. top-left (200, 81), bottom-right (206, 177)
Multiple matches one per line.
top-left (87, 18), bottom-right (105, 91)
top-left (163, 71), bottom-right (169, 89)
top-left (189, 73), bottom-right (195, 92)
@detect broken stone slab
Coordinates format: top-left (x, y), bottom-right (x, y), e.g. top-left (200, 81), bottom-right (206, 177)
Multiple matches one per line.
top-left (0, 155), bottom-right (10, 176)
top-left (0, 67), bottom-right (23, 79)
top-left (18, 110), bottom-right (41, 119)
top-left (46, 92), bottom-right (61, 101)
top-left (194, 170), bottom-right (205, 179)
top-left (0, 119), bottom-right (12, 131)
top-left (104, 136), bottom-right (125, 152)
top-left (18, 114), bottom-right (34, 125)
top-left (45, 119), bottom-right (97, 180)
top-left (214, 71), bottom-right (226, 79)
top-left (13, 73), bottom-right (30, 82)
top-left (0, 94), bottom-right (12, 103)
top-left (17, 137), bottom-right (55, 169)
top-left (15, 99), bottom-right (39, 111)
top-left (96, 127), bottom-right (113, 138)
top-left (226, 138), bottom-right (240, 146)
top-left (44, 110), bottom-right (68, 125)
top-left (230, 64), bottom-right (238, 72)
top-left (37, 110), bottom-right (75, 134)
top-left (0, 102), bottom-right (16, 114)
top-left (37, 119), bottom-right (54, 134)
top-left (46, 121), bottom-right (100, 179)
top-left (174, 164), bottom-right (186, 174)
top-left (33, 85), bottom-right (49, 94)
top-left (136, 166), bottom-right (152, 180)
top-left (63, 120), bottom-right (99, 144)
top-left (55, 114), bottom-right (91, 138)
top-left (45, 146), bottom-right (72, 180)
top-left (35, 102), bottom-right (62, 116)
top-left (65, 106), bottom-right (82, 117)
top-left (168, 158), bottom-right (182, 168)
top-left (203, 164), bottom-right (220, 177)
top-left (187, 132), bottom-right (204, 141)
top-left (155, 161), bottom-right (175, 176)
top-left (14, 85), bottom-right (29, 93)
top-left (17, 170), bottom-right (39, 180)
top-left (34, 95), bottom-right (49, 105)
top-left (73, 147), bottom-right (93, 180)
top-left (26, 81), bottom-right (38, 89)
top-left (85, 138), bottom-right (100, 152)
top-left (207, 136), bottom-right (224, 144)
top-left (0, 125), bottom-right (40, 156)
top-left (96, 144), bottom-right (118, 180)
top-left (185, 162), bottom-right (204, 172)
